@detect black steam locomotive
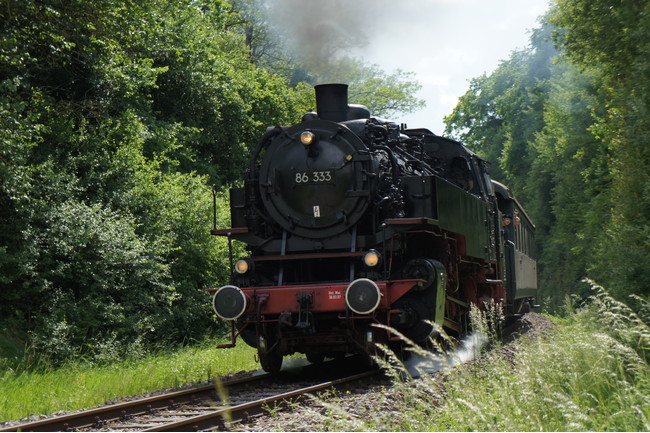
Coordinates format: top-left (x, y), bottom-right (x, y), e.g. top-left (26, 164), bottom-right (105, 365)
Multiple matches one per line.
top-left (210, 84), bottom-right (537, 373)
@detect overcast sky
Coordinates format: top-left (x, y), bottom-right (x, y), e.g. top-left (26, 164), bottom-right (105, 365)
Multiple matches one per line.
top-left (352, 0), bottom-right (551, 133)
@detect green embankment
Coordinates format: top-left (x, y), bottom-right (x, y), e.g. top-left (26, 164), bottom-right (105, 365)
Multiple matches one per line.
top-left (325, 288), bottom-right (650, 432)
top-left (0, 342), bottom-right (258, 423)
top-left (2, 287), bottom-right (648, 430)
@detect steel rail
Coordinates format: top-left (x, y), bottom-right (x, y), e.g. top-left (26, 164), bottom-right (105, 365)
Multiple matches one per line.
top-left (144, 370), bottom-right (379, 432)
top-left (0, 373), bottom-right (271, 432)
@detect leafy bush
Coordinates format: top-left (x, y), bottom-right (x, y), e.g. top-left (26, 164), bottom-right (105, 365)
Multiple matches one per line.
top-left (22, 201), bottom-right (172, 362)
top-left (0, 0), bottom-right (303, 366)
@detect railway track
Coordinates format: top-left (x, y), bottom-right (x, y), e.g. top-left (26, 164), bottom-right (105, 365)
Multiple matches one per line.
top-left (1, 359), bottom-right (379, 432)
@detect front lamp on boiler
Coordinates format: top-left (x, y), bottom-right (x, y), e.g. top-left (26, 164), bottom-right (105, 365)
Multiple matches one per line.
top-left (234, 257), bottom-right (254, 275)
top-left (363, 250), bottom-right (381, 267)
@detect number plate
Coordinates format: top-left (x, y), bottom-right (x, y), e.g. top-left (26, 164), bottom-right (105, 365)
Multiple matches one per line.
top-left (293, 170), bottom-right (334, 185)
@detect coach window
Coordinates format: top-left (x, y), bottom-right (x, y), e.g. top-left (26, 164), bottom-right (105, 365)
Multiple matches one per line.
top-left (530, 233), bottom-right (536, 257)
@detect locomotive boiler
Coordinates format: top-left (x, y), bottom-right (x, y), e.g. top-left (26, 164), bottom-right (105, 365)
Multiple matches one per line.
top-left (210, 84), bottom-right (537, 373)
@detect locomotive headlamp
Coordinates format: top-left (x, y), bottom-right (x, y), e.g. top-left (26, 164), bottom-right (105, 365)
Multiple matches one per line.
top-left (212, 285), bottom-right (247, 320)
top-left (345, 278), bottom-right (381, 315)
top-left (234, 258), bottom-right (253, 274)
top-left (363, 250), bottom-right (381, 267)
top-left (300, 131), bottom-right (317, 146)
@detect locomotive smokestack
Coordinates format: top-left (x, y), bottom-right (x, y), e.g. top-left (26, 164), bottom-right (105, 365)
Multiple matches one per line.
top-left (315, 84), bottom-right (348, 122)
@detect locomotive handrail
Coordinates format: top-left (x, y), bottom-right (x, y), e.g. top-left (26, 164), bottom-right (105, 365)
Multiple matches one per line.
top-left (249, 126), bottom-right (284, 175)
top-left (384, 217), bottom-right (438, 226)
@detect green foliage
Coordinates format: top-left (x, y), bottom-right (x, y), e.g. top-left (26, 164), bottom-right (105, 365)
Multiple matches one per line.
top-left (530, 64), bottom-right (610, 303)
top-left (0, 341), bottom-right (259, 422)
top-left (316, 287), bottom-right (650, 432)
top-left (0, 0), bottom-right (308, 365)
top-left (444, 22), bottom-right (557, 200)
top-left (344, 62), bottom-right (425, 119)
top-left (24, 201), bottom-right (172, 361)
top-left (291, 60), bottom-right (425, 119)
top-left (549, 0), bottom-right (650, 298)
top-left (445, 5), bottom-right (650, 306)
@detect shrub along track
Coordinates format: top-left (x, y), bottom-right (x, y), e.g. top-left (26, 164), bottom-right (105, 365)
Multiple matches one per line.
top-left (0, 358), bottom-right (379, 432)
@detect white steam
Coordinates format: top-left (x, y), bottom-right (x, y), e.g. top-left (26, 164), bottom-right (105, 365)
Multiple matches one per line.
top-left (404, 332), bottom-right (488, 378)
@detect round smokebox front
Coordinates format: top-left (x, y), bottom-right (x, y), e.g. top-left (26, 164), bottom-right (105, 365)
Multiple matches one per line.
top-left (258, 120), bottom-right (374, 238)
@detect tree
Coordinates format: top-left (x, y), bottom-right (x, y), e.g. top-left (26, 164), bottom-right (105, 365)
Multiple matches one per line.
top-left (443, 18), bottom-right (614, 309)
top-left (0, 0), bottom-right (302, 362)
top-left (551, 0), bottom-right (650, 297)
top-left (444, 22), bottom-right (557, 203)
top-left (338, 61), bottom-right (425, 119)
top-left (229, 0), bottom-right (425, 119)
top-left (530, 64), bottom-right (609, 304)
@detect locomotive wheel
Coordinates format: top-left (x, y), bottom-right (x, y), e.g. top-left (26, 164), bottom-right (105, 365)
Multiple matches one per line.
top-left (403, 258), bottom-right (438, 291)
top-left (393, 296), bottom-right (436, 344)
top-left (257, 333), bottom-right (283, 374)
top-left (306, 352), bottom-right (325, 364)
top-left (259, 349), bottom-right (283, 374)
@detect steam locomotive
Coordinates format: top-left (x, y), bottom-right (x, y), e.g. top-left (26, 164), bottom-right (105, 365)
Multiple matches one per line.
top-left (210, 84), bottom-right (537, 373)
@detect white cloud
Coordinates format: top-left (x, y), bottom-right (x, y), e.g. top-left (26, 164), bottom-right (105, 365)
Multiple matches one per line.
top-left (345, 0), bottom-right (550, 133)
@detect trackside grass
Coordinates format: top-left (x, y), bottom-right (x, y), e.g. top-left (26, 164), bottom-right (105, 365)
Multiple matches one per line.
top-left (2, 283), bottom-right (648, 430)
top-left (425, 315), bottom-right (649, 431)
top-left (320, 285), bottom-right (650, 431)
top-left (0, 342), bottom-right (259, 423)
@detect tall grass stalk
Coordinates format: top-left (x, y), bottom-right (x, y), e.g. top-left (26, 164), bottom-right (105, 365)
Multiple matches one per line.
top-left (0, 342), bottom-right (258, 423)
top-left (469, 301), bottom-right (504, 346)
top-left (319, 286), bottom-right (650, 431)
top-left (585, 279), bottom-right (650, 362)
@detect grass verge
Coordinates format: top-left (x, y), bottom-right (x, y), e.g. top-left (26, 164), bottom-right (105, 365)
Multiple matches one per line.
top-left (424, 313), bottom-right (649, 431)
top-left (0, 341), bottom-right (259, 423)
top-left (320, 286), bottom-right (650, 431)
